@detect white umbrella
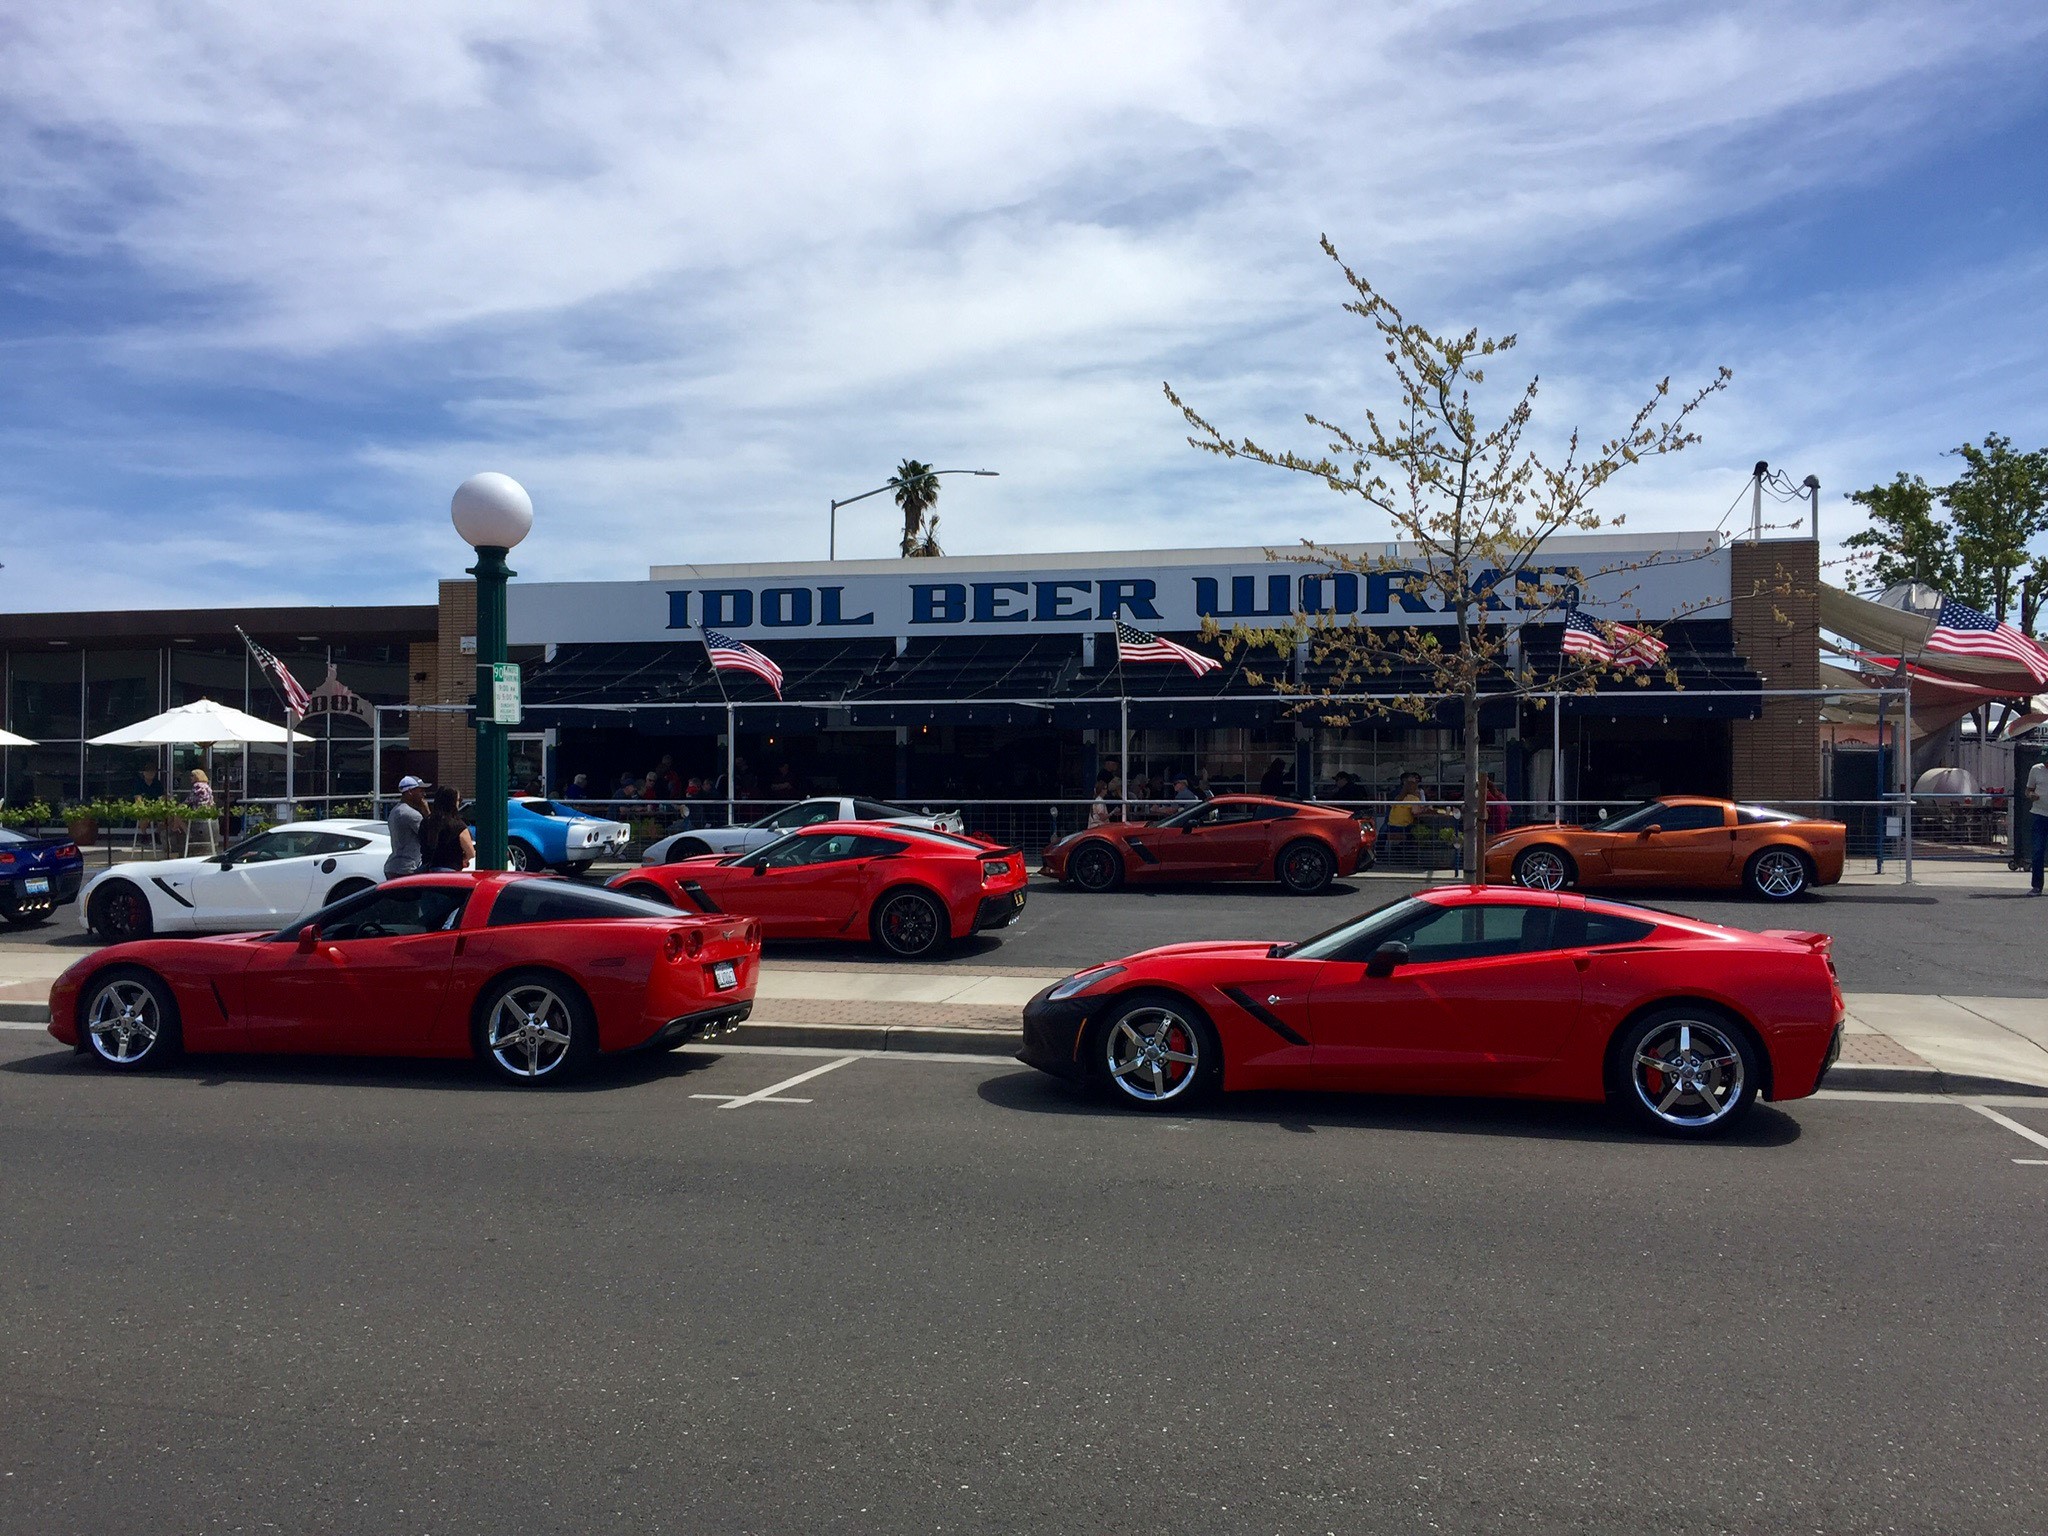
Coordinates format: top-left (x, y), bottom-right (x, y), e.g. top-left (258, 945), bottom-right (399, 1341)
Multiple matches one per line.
top-left (0, 727), bottom-right (36, 747)
top-left (88, 698), bottom-right (311, 748)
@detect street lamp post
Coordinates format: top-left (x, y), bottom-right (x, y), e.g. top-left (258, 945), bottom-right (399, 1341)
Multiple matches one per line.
top-left (830, 469), bottom-right (998, 559)
top-left (451, 472), bottom-right (534, 872)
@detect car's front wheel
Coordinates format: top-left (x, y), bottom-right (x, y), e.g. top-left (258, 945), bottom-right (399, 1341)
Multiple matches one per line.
top-left (1068, 841), bottom-right (1123, 893)
top-left (1745, 847), bottom-right (1811, 901)
top-left (871, 887), bottom-right (948, 959)
top-left (79, 966), bottom-right (181, 1071)
top-left (87, 880), bottom-right (154, 941)
top-left (1512, 846), bottom-right (1574, 891)
top-left (475, 971), bottom-right (596, 1087)
top-left (1613, 1006), bottom-right (1760, 1137)
top-left (666, 838), bottom-right (710, 862)
top-left (1095, 992), bottom-right (1220, 1111)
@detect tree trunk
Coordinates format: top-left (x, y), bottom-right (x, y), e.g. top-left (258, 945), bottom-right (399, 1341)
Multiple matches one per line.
top-left (1463, 687), bottom-right (1483, 883)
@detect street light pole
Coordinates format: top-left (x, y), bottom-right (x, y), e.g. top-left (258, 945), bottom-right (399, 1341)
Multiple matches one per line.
top-left (452, 473), bottom-right (534, 872)
top-left (829, 469), bottom-right (998, 559)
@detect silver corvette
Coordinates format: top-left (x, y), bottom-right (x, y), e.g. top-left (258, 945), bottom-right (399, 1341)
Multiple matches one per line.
top-left (640, 796), bottom-right (964, 865)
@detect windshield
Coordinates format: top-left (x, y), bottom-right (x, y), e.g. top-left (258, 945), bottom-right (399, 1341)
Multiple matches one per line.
top-left (1587, 802), bottom-right (1665, 833)
top-left (1280, 896), bottom-right (1434, 960)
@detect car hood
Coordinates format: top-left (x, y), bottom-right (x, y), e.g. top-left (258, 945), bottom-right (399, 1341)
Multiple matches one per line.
top-left (84, 853), bottom-right (223, 883)
top-left (1487, 823), bottom-right (1588, 847)
top-left (1123, 939), bottom-right (1283, 964)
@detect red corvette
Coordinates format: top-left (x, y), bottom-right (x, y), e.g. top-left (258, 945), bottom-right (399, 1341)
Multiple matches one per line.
top-left (48, 873), bottom-right (760, 1086)
top-left (609, 822), bottom-right (1029, 960)
top-left (1042, 795), bottom-right (1373, 894)
top-left (1020, 884), bottom-right (1844, 1136)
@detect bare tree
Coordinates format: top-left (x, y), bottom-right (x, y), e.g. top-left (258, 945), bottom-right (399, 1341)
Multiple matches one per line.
top-left (1164, 238), bottom-right (1731, 880)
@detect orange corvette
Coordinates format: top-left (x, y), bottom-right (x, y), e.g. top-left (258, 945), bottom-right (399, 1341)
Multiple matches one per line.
top-left (1485, 797), bottom-right (1845, 901)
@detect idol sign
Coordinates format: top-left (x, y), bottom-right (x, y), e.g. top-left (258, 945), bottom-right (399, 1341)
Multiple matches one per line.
top-left (508, 541), bottom-right (1728, 645)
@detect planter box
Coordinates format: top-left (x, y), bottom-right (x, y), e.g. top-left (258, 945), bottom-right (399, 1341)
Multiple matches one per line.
top-left (65, 815), bottom-right (98, 848)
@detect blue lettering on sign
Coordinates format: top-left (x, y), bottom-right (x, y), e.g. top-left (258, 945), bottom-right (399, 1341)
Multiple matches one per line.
top-left (666, 590), bottom-right (691, 629)
top-left (1034, 580), bottom-right (1094, 621)
top-left (912, 584), bottom-right (967, 624)
top-left (1299, 573), bottom-right (1359, 615)
top-left (1364, 571), bottom-right (1435, 615)
top-left (972, 582), bottom-right (1031, 622)
top-left (700, 589), bottom-right (754, 627)
top-left (1194, 575), bottom-right (1293, 619)
top-left (818, 586), bottom-right (874, 626)
top-left (759, 587), bottom-right (813, 626)
top-left (1096, 579), bottom-right (1160, 621)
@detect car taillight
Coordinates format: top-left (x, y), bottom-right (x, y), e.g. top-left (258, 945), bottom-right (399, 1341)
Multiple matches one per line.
top-left (982, 858), bottom-right (1010, 880)
top-left (0, 854), bottom-right (13, 869)
top-left (665, 928), bottom-right (707, 962)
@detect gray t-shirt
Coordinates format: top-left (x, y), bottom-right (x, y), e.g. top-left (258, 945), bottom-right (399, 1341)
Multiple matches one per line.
top-left (385, 801), bottom-right (425, 876)
top-left (2029, 762), bottom-right (2048, 820)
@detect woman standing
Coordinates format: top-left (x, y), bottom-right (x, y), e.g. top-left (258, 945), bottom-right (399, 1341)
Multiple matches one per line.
top-left (420, 786), bottom-right (474, 873)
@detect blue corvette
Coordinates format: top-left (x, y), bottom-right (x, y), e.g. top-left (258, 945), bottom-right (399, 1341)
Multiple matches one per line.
top-left (0, 827), bottom-right (86, 928)
top-left (464, 796), bottom-right (632, 873)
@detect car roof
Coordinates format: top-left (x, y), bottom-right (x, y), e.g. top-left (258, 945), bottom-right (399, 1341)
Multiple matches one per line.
top-left (787, 819), bottom-right (980, 848)
top-left (265, 818), bottom-right (388, 835)
top-left (1413, 882), bottom-right (1793, 945)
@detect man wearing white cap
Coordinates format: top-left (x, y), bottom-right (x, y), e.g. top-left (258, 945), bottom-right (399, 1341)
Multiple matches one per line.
top-left (385, 776), bottom-right (430, 879)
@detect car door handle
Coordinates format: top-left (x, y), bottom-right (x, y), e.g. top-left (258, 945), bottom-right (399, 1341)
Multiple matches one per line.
top-left (1573, 955), bottom-right (1592, 972)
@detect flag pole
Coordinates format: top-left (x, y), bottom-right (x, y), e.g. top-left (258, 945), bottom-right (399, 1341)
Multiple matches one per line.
top-left (235, 625), bottom-right (302, 821)
top-left (697, 626), bottom-right (735, 822)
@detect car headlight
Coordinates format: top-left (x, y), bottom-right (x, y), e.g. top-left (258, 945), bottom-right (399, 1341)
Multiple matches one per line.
top-left (1047, 964), bottom-right (1125, 1001)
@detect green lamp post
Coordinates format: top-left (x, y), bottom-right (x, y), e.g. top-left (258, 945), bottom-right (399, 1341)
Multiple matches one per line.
top-left (451, 472), bottom-right (534, 871)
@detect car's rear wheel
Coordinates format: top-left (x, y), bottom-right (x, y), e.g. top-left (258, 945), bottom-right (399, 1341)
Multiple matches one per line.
top-left (1613, 1006), bottom-right (1760, 1137)
top-left (1745, 847), bottom-right (1810, 901)
top-left (1096, 992), bottom-right (1220, 1111)
top-left (1069, 841), bottom-right (1123, 893)
top-left (1512, 846), bottom-right (1574, 891)
top-left (79, 966), bottom-right (181, 1071)
top-left (505, 840), bottom-right (542, 873)
top-left (871, 887), bottom-right (948, 960)
top-left (1277, 839), bottom-right (1335, 894)
top-left (475, 971), bottom-right (595, 1086)
top-left (87, 880), bottom-right (153, 941)
top-left (325, 877), bottom-right (376, 908)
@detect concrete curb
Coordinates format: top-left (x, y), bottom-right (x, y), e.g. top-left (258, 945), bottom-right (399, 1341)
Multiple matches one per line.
top-left (1820, 1062), bottom-right (2048, 1098)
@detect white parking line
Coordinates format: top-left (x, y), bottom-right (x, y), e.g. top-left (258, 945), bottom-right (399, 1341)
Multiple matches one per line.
top-left (1966, 1102), bottom-right (2048, 1162)
top-left (692, 1055), bottom-right (859, 1110)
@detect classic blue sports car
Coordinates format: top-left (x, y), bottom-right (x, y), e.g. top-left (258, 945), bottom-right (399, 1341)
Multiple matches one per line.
top-left (464, 797), bottom-right (632, 873)
top-left (0, 827), bottom-right (86, 928)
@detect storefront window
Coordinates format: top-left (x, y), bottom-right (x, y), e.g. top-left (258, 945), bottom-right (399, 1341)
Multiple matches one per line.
top-left (86, 745), bottom-right (167, 802)
top-left (7, 743), bottom-right (82, 807)
top-left (7, 648), bottom-right (82, 740)
top-left (84, 650), bottom-right (161, 737)
top-left (169, 645), bottom-right (247, 710)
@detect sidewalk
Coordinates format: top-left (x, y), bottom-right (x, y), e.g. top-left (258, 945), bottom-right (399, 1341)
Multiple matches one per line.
top-left (7, 948), bottom-right (2046, 1095)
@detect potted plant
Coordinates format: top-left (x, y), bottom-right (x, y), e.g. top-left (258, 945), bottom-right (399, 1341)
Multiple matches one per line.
top-left (64, 803), bottom-right (99, 847)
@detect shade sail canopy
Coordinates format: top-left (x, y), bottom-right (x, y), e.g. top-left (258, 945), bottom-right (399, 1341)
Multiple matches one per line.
top-left (88, 698), bottom-right (312, 747)
top-left (1818, 582), bottom-right (1936, 660)
top-left (0, 727), bottom-right (37, 747)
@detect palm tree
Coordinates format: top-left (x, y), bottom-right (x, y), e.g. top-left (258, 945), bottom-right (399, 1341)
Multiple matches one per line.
top-left (891, 460), bottom-right (942, 557)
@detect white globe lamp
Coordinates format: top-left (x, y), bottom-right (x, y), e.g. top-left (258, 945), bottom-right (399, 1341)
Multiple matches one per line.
top-left (451, 472), bottom-right (534, 550)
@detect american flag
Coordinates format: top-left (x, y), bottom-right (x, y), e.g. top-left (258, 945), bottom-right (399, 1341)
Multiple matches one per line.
top-left (240, 631), bottom-right (311, 717)
top-left (1115, 620), bottom-right (1220, 677)
top-left (700, 628), bottom-right (784, 697)
top-left (1562, 610), bottom-right (1668, 670)
top-left (1925, 597), bottom-right (2048, 685)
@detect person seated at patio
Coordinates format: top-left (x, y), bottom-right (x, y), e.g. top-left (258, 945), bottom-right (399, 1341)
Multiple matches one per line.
top-left (185, 768), bottom-right (214, 809)
top-left (1385, 772), bottom-right (1456, 863)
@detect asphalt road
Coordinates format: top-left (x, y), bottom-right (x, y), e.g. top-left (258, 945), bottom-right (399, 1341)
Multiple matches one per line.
top-left (2, 1032), bottom-right (2044, 1534)
top-left (7, 874), bottom-right (2042, 996)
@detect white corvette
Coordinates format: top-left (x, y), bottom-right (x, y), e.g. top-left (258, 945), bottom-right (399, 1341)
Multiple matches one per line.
top-left (80, 819), bottom-right (393, 941)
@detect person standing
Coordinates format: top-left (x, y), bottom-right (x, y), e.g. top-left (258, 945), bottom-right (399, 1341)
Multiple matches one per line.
top-left (420, 785), bottom-right (474, 873)
top-left (1260, 756), bottom-right (1289, 797)
top-left (2028, 756), bottom-right (2048, 895)
top-left (385, 775), bottom-right (429, 879)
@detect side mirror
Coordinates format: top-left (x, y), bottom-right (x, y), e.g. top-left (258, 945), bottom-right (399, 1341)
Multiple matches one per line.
top-left (295, 925), bottom-right (321, 954)
top-left (1639, 824), bottom-right (1662, 838)
top-left (215, 855), bottom-right (235, 869)
top-left (751, 862), bottom-right (767, 876)
top-left (1364, 940), bottom-right (1410, 979)
top-left (1179, 823), bottom-right (1194, 833)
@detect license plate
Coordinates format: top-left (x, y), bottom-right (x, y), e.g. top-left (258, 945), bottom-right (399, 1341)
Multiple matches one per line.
top-left (23, 877), bottom-right (49, 895)
top-left (1011, 890), bottom-right (1026, 907)
top-left (712, 961), bottom-right (737, 990)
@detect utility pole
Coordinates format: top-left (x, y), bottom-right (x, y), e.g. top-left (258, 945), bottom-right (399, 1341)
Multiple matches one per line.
top-left (1751, 461), bottom-right (1768, 540)
top-left (1803, 474), bottom-right (1820, 542)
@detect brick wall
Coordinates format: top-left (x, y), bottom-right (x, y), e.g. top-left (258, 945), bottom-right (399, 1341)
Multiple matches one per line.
top-left (409, 579), bottom-right (476, 796)
top-left (1728, 539), bottom-right (1820, 803)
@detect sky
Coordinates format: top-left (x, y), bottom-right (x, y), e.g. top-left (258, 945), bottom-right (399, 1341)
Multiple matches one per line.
top-left (1, 0), bottom-right (2045, 610)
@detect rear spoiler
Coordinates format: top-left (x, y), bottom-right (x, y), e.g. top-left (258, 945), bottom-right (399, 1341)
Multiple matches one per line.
top-left (1762, 930), bottom-right (1832, 953)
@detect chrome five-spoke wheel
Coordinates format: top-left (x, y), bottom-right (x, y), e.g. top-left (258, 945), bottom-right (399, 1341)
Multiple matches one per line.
top-left (1749, 848), bottom-right (1808, 900)
top-left (1103, 1004), bottom-right (1202, 1106)
top-left (1513, 847), bottom-right (1570, 890)
top-left (85, 978), bottom-right (162, 1065)
top-left (1631, 1018), bottom-right (1746, 1130)
top-left (485, 983), bottom-right (576, 1080)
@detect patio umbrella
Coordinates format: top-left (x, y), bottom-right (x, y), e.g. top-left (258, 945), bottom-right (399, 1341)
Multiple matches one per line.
top-left (0, 728), bottom-right (36, 747)
top-left (89, 698), bottom-right (312, 801)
